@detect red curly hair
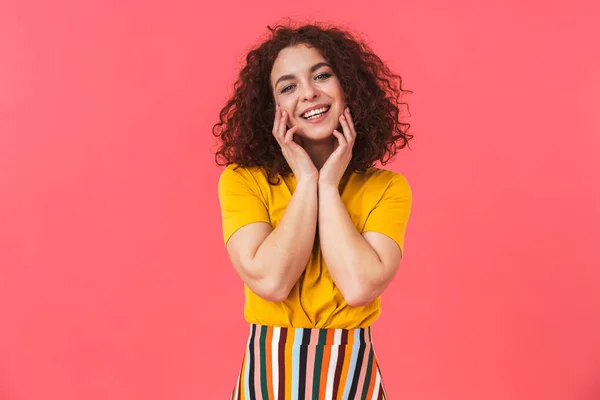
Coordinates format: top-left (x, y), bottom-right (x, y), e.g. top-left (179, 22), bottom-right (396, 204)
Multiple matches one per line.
top-left (213, 22), bottom-right (413, 183)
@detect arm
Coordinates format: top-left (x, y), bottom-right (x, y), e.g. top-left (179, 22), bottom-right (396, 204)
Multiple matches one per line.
top-left (318, 183), bottom-right (401, 307)
top-left (317, 107), bottom-right (409, 307)
top-left (221, 106), bottom-right (320, 302)
top-left (226, 179), bottom-right (317, 302)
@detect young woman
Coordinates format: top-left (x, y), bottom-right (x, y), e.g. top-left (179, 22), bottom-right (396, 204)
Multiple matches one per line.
top-left (214, 23), bottom-right (413, 399)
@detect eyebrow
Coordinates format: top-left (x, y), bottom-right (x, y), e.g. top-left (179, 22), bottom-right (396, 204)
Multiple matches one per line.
top-left (274, 62), bottom-right (332, 88)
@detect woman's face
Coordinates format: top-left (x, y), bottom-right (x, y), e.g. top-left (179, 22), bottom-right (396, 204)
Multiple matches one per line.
top-left (270, 44), bottom-right (346, 141)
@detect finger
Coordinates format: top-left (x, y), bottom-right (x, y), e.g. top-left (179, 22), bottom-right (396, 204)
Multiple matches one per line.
top-left (284, 125), bottom-right (299, 144)
top-left (339, 114), bottom-right (353, 144)
top-left (332, 129), bottom-right (347, 148)
top-left (344, 108), bottom-right (357, 140)
top-left (279, 110), bottom-right (288, 139)
top-left (273, 105), bottom-right (281, 137)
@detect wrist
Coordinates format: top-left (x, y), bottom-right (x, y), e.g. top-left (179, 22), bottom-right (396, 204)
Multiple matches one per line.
top-left (296, 177), bottom-right (319, 189)
top-left (318, 181), bottom-right (340, 192)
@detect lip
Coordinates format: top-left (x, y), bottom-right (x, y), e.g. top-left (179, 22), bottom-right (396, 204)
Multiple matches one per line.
top-left (299, 103), bottom-right (330, 117)
top-left (301, 108), bottom-right (331, 124)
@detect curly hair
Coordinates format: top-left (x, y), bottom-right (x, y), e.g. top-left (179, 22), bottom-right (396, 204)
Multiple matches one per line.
top-left (212, 22), bottom-right (413, 183)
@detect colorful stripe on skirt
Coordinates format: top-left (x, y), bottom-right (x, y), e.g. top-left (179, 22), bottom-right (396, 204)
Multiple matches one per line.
top-left (231, 324), bottom-right (387, 400)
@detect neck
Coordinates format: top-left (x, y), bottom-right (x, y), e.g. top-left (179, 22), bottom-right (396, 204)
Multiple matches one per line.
top-left (302, 137), bottom-right (337, 170)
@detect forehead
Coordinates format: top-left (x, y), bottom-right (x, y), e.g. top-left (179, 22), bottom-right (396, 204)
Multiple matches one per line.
top-left (271, 44), bottom-right (328, 79)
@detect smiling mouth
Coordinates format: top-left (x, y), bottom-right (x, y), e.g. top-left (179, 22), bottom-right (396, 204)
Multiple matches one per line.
top-left (301, 106), bottom-right (331, 120)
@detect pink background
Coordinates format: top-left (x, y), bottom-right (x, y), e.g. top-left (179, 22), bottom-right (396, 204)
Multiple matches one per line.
top-left (1, 0), bottom-right (599, 399)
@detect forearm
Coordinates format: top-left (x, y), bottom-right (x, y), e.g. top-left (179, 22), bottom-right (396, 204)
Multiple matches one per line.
top-left (318, 183), bottom-right (386, 306)
top-left (251, 180), bottom-right (318, 300)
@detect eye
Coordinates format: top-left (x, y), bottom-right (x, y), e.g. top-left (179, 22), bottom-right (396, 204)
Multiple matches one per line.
top-left (281, 84), bottom-right (295, 94)
top-left (315, 73), bottom-right (332, 80)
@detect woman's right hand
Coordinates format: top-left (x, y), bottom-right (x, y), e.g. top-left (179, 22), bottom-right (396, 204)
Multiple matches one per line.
top-left (273, 105), bottom-right (319, 184)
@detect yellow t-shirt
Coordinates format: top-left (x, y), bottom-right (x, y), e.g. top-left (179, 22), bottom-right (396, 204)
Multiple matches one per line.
top-left (218, 163), bottom-right (412, 329)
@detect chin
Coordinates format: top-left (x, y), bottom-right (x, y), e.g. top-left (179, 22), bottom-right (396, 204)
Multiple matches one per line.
top-left (299, 130), bottom-right (333, 142)
top-left (298, 123), bottom-right (340, 141)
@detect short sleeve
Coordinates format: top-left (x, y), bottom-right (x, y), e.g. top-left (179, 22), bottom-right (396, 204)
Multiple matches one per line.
top-left (361, 175), bottom-right (412, 254)
top-left (218, 166), bottom-right (271, 244)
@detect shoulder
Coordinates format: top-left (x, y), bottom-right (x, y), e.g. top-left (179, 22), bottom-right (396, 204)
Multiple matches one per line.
top-left (218, 163), bottom-right (270, 188)
top-left (219, 163), bottom-right (261, 179)
top-left (357, 167), bottom-right (411, 195)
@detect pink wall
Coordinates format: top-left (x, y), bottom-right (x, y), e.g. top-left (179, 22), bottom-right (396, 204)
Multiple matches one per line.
top-left (1, 0), bottom-right (599, 398)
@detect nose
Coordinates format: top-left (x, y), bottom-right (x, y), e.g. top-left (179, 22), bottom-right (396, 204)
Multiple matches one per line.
top-left (300, 81), bottom-right (319, 101)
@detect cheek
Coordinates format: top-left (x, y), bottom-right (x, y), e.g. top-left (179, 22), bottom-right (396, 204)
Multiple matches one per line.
top-left (336, 89), bottom-right (346, 104)
top-left (275, 97), bottom-right (293, 118)
top-left (281, 106), bottom-right (297, 126)
top-left (324, 78), bottom-right (343, 96)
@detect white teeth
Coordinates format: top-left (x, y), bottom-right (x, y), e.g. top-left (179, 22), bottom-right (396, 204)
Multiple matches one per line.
top-left (302, 106), bottom-right (330, 119)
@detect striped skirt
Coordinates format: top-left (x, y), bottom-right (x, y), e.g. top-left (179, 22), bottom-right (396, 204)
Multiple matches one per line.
top-left (231, 324), bottom-right (387, 399)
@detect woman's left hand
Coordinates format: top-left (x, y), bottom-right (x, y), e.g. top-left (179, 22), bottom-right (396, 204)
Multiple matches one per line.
top-left (319, 107), bottom-right (357, 187)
